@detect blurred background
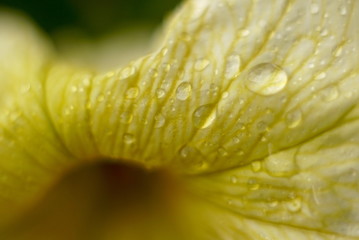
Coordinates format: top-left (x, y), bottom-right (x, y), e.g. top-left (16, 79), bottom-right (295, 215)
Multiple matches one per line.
top-left (0, 0), bottom-right (181, 36)
top-left (0, 0), bottom-right (182, 70)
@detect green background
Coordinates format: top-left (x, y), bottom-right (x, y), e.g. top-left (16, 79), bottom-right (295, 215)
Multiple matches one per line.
top-left (0, 0), bottom-right (181, 36)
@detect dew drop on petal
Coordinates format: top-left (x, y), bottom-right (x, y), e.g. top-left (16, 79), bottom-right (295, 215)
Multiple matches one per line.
top-left (339, 5), bottom-right (347, 15)
top-left (120, 66), bottom-right (136, 79)
top-left (125, 87), bottom-right (139, 99)
top-left (120, 112), bottom-right (133, 124)
top-left (285, 109), bottom-right (302, 128)
top-left (123, 133), bottom-right (135, 144)
top-left (156, 88), bottom-right (166, 99)
top-left (247, 178), bottom-right (260, 190)
top-left (245, 63), bottom-right (287, 96)
top-left (286, 197), bottom-right (302, 212)
top-left (192, 104), bottom-right (217, 129)
top-left (251, 161), bottom-right (262, 172)
top-left (194, 58), bottom-right (210, 71)
top-left (225, 54), bottom-right (241, 79)
top-left (310, 3), bottom-right (320, 14)
top-left (176, 82), bottom-right (192, 101)
top-left (154, 113), bottom-right (166, 128)
top-left (265, 154), bottom-right (296, 177)
top-left (320, 85), bottom-right (339, 102)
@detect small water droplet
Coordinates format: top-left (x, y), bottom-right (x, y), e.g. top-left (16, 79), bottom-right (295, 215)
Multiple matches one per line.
top-left (286, 197), bottom-right (302, 212)
top-left (125, 87), bottom-right (139, 99)
top-left (239, 29), bottom-right (250, 37)
top-left (221, 91), bottom-right (229, 99)
top-left (192, 104), bottom-right (217, 129)
top-left (268, 200), bottom-right (279, 208)
top-left (247, 178), bottom-right (260, 190)
top-left (285, 109), bottom-right (302, 128)
top-left (339, 5), bottom-right (347, 15)
top-left (245, 63), bottom-right (288, 96)
top-left (225, 54), bottom-right (241, 79)
top-left (332, 45), bottom-right (343, 57)
top-left (218, 147), bottom-right (229, 157)
top-left (310, 3), bottom-right (320, 14)
top-left (230, 175), bottom-right (238, 184)
top-left (123, 133), bottom-right (135, 144)
top-left (120, 66), bottom-right (136, 79)
top-left (156, 88), bottom-right (166, 99)
top-left (251, 161), bottom-right (262, 172)
top-left (178, 145), bottom-right (208, 170)
top-left (320, 85), bottom-right (339, 102)
top-left (120, 112), bottom-right (133, 124)
top-left (194, 58), bottom-right (210, 71)
top-left (314, 72), bottom-right (326, 80)
top-left (176, 82), bottom-right (192, 101)
top-left (154, 114), bottom-right (165, 128)
top-left (265, 153), bottom-right (296, 177)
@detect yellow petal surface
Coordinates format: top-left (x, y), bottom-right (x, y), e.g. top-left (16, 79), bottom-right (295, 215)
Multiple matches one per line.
top-left (0, 0), bottom-right (358, 239)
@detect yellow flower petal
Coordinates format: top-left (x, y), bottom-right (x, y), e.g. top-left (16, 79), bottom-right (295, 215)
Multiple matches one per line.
top-left (0, 0), bottom-right (358, 239)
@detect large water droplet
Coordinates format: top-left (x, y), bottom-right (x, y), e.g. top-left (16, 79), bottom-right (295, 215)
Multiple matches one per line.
top-left (176, 82), bottom-right (192, 101)
top-left (178, 145), bottom-right (208, 171)
top-left (154, 114), bottom-right (166, 128)
top-left (125, 87), bottom-right (139, 99)
top-left (225, 54), bottom-right (241, 79)
top-left (285, 109), bottom-right (302, 128)
top-left (192, 104), bottom-right (217, 129)
top-left (245, 63), bottom-right (287, 96)
top-left (320, 85), bottom-right (339, 102)
top-left (123, 133), bottom-right (135, 144)
top-left (194, 58), bottom-right (210, 71)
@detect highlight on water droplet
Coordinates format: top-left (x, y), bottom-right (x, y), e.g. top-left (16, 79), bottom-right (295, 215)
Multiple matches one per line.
top-left (176, 82), bottom-right (192, 101)
top-left (123, 133), bottom-right (136, 144)
top-left (245, 63), bottom-right (288, 96)
top-left (125, 87), bottom-right (139, 99)
top-left (230, 175), bottom-right (238, 184)
top-left (225, 54), bottom-right (241, 79)
top-left (320, 85), bottom-right (339, 102)
top-left (285, 109), bottom-right (302, 129)
top-left (194, 58), bottom-right (210, 71)
top-left (192, 104), bottom-right (217, 129)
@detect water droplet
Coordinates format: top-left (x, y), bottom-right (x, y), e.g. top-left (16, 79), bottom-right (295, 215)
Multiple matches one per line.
top-left (320, 85), bottom-right (339, 102)
top-left (239, 29), bottom-right (250, 37)
top-left (310, 3), bottom-right (320, 14)
top-left (125, 87), bottom-right (139, 99)
top-left (245, 63), bottom-right (288, 96)
top-left (154, 114), bottom-right (165, 128)
top-left (120, 66), bottom-right (136, 79)
top-left (285, 109), bottom-right (302, 128)
top-left (178, 145), bottom-right (208, 170)
top-left (247, 178), bottom-right (260, 190)
top-left (120, 112), bottom-right (133, 124)
top-left (176, 82), bottom-right (192, 101)
top-left (230, 175), bottom-right (238, 184)
top-left (265, 153), bottom-right (296, 177)
top-left (268, 200), bottom-right (279, 208)
top-left (218, 147), bottom-right (229, 157)
top-left (332, 45), bottom-right (343, 57)
top-left (286, 197), bottom-right (302, 212)
top-left (123, 133), bottom-right (135, 144)
top-left (225, 54), bottom-right (241, 79)
top-left (314, 72), bottom-right (326, 80)
top-left (221, 91), bottom-right (229, 99)
top-left (156, 88), bottom-right (166, 99)
top-left (251, 161), bottom-right (262, 172)
top-left (339, 5), bottom-right (347, 15)
top-left (192, 104), bottom-right (217, 129)
top-left (194, 58), bottom-right (210, 71)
